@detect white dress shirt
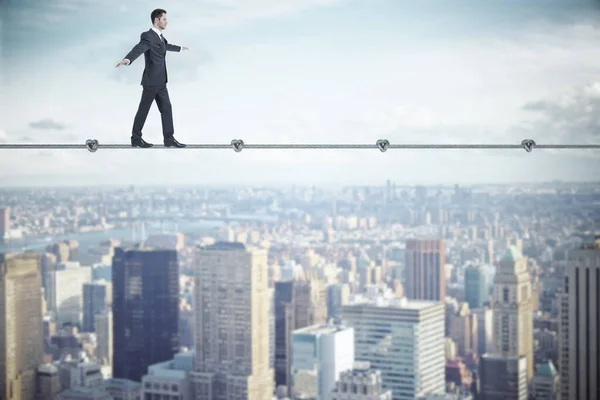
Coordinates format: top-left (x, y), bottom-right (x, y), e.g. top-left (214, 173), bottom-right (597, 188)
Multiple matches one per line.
top-left (151, 26), bottom-right (163, 41)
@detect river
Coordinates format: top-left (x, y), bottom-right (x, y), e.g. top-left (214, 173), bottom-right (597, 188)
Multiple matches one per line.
top-left (0, 215), bottom-right (277, 254)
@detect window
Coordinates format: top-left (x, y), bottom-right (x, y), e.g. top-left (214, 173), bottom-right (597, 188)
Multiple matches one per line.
top-left (503, 288), bottom-right (509, 303)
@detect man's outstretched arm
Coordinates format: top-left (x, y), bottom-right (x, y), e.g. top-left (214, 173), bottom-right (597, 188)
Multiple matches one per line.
top-left (167, 44), bottom-right (189, 52)
top-left (116, 33), bottom-right (152, 67)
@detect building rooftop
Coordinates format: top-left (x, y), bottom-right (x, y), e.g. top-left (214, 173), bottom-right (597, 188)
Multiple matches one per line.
top-left (104, 378), bottom-right (141, 389)
top-left (501, 245), bottom-right (523, 262)
top-left (535, 360), bottom-right (558, 378)
top-left (349, 292), bottom-right (439, 310)
top-left (204, 241), bottom-right (247, 251)
top-left (294, 323), bottom-right (351, 336)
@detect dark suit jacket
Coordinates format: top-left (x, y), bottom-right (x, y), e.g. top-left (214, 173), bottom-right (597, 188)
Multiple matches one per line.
top-left (124, 29), bottom-right (181, 87)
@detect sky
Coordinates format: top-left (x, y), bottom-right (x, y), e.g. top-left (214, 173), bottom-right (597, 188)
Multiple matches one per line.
top-left (2, 0), bottom-right (600, 186)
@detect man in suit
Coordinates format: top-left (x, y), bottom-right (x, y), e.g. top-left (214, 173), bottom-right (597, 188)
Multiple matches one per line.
top-left (116, 8), bottom-right (188, 148)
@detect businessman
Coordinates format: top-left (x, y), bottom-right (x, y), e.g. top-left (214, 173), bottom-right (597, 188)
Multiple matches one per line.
top-left (116, 9), bottom-right (188, 148)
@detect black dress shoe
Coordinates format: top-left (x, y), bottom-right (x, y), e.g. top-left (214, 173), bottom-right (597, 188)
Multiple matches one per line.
top-left (164, 137), bottom-right (187, 148)
top-left (131, 138), bottom-right (154, 148)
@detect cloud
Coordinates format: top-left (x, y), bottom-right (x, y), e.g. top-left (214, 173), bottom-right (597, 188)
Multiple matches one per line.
top-left (29, 118), bottom-right (67, 130)
top-left (519, 82), bottom-right (600, 144)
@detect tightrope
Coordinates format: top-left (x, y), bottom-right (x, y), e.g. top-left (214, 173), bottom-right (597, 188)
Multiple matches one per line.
top-left (0, 139), bottom-right (598, 153)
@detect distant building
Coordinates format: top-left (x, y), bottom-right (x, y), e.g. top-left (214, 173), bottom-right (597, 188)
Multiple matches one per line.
top-left (290, 323), bottom-right (355, 400)
top-left (82, 282), bottom-right (109, 332)
top-left (112, 247), bottom-right (180, 382)
top-left (479, 354), bottom-right (527, 400)
top-left (37, 363), bottom-right (62, 400)
top-left (0, 253), bottom-right (44, 400)
top-left (0, 207), bottom-right (10, 239)
top-left (103, 378), bottom-right (141, 400)
top-left (47, 264), bottom-right (92, 327)
top-left (341, 287), bottom-right (445, 399)
top-left (141, 351), bottom-right (194, 400)
top-left (191, 242), bottom-right (273, 400)
top-left (58, 357), bottom-right (103, 390)
top-left (560, 237), bottom-right (600, 400)
top-left (55, 387), bottom-right (112, 400)
top-left (331, 362), bottom-right (392, 400)
top-left (405, 239), bottom-right (446, 301)
top-left (464, 263), bottom-right (488, 309)
top-left (275, 278), bottom-right (327, 392)
top-left (492, 246), bottom-right (533, 381)
top-left (94, 311), bottom-right (112, 368)
top-left (531, 360), bottom-right (559, 400)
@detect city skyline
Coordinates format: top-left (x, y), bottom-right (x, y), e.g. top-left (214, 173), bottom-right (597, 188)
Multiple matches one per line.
top-left (2, 0), bottom-right (600, 185)
top-left (0, 179), bottom-right (598, 398)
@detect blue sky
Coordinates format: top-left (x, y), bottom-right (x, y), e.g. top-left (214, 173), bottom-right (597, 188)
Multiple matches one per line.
top-left (2, 0), bottom-right (600, 186)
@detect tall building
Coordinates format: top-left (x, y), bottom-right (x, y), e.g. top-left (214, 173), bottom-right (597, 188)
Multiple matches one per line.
top-left (557, 279), bottom-right (569, 400)
top-left (327, 283), bottom-right (351, 319)
top-left (492, 246), bottom-right (533, 380)
top-left (448, 303), bottom-right (477, 359)
top-left (46, 264), bottom-right (92, 327)
top-left (341, 287), bottom-right (445, 400)
top-left (191, 242), bottom-right (273, 400)
top-left (94, 311), bottom-right (113, 368)
top-left (112, 247), bottom-right (180, 382)
top-left (464, 263), bottom-right (488, 309)
top-left (405, 239), bottom-right (446, 301)
top-left (561, 237), bottom-right (600, 400)
top-left (331, 362), bottom-right (392, 400)
top-left (82, 282), bottom-right (109, 332)
top-left (275, 278), bottom-right (327, 391)
top-left (290, 323), bottom-right (355, 400)
top-left (471, 307), bottom-right (493, 357)
top-left (479, 354), bottom-right (527, 400)
top-left (0, 253), bottom-right (44, 400)
top-left (0, 207), bottom-right (10, 239)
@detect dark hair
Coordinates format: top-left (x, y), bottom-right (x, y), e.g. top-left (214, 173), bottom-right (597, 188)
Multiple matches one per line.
top-left (151, 9), bottom-right (166, 24)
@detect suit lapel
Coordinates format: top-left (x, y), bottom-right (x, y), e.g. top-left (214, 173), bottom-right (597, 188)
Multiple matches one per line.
top-left (150, 29), bottom-right (165, 48)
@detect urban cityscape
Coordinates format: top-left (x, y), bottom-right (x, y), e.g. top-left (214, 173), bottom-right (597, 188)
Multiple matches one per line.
top-left (1, 180), bottom-right (598, 400)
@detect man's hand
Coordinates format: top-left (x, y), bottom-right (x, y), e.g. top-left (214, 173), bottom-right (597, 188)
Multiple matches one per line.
top-left (181, 47), bottom-right (189, 51)
top-left (115, 59), bottom-right (131, 67)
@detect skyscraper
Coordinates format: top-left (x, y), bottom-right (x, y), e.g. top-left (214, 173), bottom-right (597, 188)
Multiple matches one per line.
top-left (0, 207), bottom-right (10, 239)
top-left (405, 239), bottom-right (446, 301)
top-left (82, 282), bottom-right (109, 332)
top-left (192, 242), bottom-right (273, 400)
top-left (111, 247), bottom-right (180, 382)
top-left (464, 263), bottom-right (488, 309)
top-left (0, 253), bottom-right (44, 400)
top-left (561, 237), bottom-right (600, 400)
top-left (341, 288), bottom-right (445, 400)
top-left (274, 278), bottom-right (327, 391)
top-left (46, 263), bottom-right (92, 327)
top-left (492, 246), bottom-right (534, 381)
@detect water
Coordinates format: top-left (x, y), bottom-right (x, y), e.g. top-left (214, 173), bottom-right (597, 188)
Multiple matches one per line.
top-left (0, 221), bottom-right (224, 254)
top-left (0, 214), bottom-right (279, 255)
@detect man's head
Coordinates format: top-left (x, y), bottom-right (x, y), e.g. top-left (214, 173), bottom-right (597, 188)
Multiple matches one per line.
top-left (151, 9), bottom-right (168, 29)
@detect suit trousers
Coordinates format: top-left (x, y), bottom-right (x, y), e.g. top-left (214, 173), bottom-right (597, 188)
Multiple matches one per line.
top-left (131, 83), bottom-right (174, 140)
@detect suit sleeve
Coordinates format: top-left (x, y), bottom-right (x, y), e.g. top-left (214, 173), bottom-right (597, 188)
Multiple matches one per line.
top-left (166, 44), bottom-right (182, 52)
top-left (124, 33), bottom-right (152, 63)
